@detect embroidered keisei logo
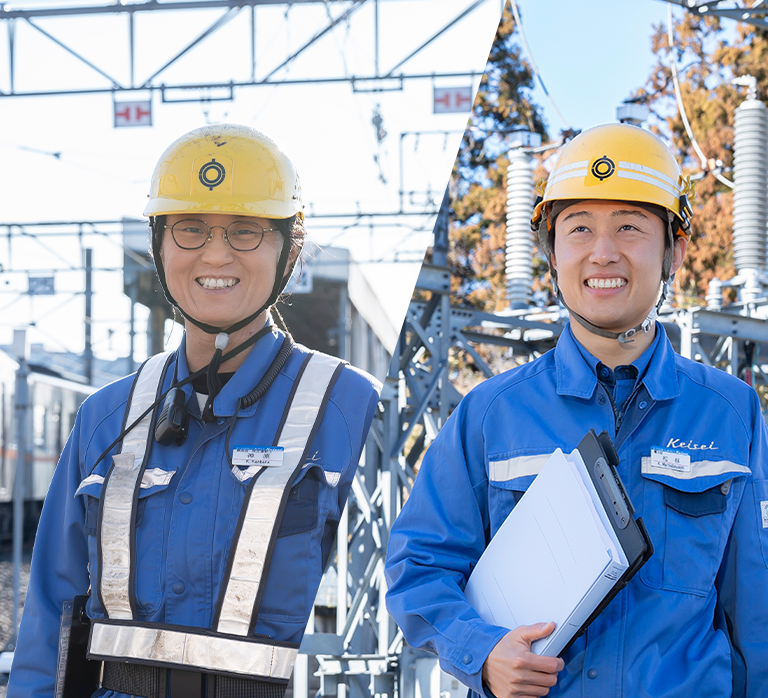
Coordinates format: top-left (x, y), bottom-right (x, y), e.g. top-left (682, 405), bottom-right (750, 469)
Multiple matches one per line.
top-left (666, 437), bottom-right (718, 451)
top-left (761, 501), bottom-right (768, 529)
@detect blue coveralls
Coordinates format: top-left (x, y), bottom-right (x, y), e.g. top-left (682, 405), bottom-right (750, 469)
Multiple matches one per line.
top-left (8, 327), bottom-right (381, 698)
top-left (385, 323), bottom-right (768, 698)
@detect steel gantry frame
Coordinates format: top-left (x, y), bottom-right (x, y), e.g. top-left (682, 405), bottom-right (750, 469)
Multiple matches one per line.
top-left (660, 0), bottom-right (768, 29)
top-left (0, 0), bottom-right (493, 99)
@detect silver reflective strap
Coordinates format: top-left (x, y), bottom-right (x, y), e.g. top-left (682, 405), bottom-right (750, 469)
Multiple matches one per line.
top-left (99, 452), bottom-right (140, 620)
top-left (489, 453), bottom-right (554, 482)
top-left (216, 353), bottom-right (342, 636)
top-left (98, 351), bottom-right (173, 620)
top-left (89, 621), bottom-right (298, 680)
top-left (122, 352), bottom-right (173, 469)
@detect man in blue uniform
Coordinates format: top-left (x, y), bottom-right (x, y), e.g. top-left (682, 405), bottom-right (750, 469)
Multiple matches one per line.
top-left (385, 124), bottom-right (768, 697)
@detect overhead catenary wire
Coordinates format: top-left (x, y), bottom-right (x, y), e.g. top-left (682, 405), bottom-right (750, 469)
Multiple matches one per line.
top-left (509, 0), bottom-right (571, 131)
top-left (666, 4), bottom-right (734, 189)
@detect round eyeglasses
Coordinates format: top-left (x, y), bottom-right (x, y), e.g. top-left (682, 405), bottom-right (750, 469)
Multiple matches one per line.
top-left (165, 219), bottom-right (281, 252)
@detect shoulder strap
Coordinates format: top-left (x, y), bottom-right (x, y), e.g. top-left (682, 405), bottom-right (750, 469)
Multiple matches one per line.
top-left (215, 352), bottom-right (344, 636)
top-left (96, 351), bottom-right (174, 620)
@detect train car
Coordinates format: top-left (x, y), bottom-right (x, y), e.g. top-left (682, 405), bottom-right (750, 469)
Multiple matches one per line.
top-left (0, 350), bottom-right (95, 547)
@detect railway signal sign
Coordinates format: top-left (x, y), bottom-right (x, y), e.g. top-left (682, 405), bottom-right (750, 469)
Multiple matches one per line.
top-left (433, 86), bottom-right (473, 114)
top-left (114, 100), bottom-right (152, 128)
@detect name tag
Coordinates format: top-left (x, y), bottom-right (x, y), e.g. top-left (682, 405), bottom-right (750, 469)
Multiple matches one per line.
top-left (761, 501), bottom-right (768, 529)
top-left (650, 446), bottom-right (691, 473)
top-left (232, 446), bottom-right (284, 468)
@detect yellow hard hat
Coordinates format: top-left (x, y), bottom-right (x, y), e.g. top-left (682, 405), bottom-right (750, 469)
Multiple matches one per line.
top-left (144, 123), bottom-right (303, 220)
top-left (531, 123), bottom-right (692, 235)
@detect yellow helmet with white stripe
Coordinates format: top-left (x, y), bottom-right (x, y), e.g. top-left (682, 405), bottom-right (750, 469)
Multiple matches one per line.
top-left (531, 123), bottom-right (692, 236)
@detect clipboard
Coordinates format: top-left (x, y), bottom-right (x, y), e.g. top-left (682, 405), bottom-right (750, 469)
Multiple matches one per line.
top-left (560, 429), bottom-right (653, 653)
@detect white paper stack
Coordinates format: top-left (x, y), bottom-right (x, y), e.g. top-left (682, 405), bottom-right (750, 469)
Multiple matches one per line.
top-left (464, 448), bottom-right (629, 657)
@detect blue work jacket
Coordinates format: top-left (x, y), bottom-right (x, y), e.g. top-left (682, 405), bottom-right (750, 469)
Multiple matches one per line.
top-left (8, 327), bottom-right (380, 698)
top-left (385, 323), bottom-right (768, 698)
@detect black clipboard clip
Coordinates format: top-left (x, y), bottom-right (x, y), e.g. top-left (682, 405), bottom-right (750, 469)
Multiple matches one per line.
top-left (560, 429), bottom-right (653, 655)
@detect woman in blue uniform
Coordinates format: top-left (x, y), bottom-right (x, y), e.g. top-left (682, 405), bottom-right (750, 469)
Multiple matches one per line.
top-left (8, 124), bottom-right (381, 698)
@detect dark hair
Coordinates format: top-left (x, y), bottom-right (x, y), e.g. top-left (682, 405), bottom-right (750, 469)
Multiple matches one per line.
top-left (274, 214), bottom-right (306, 265)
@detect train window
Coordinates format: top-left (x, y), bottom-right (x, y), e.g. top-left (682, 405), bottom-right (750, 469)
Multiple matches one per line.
top-left (34, 403), bottom-right (47, 450)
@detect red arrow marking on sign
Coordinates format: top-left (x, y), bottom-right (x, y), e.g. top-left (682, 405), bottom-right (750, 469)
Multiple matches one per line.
top-left (456, 93), bottom-right (472, 107)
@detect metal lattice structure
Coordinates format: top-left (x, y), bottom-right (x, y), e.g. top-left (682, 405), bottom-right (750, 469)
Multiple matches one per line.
top-left (660, 0), bottom-right (768, 29)
top-left (0, 0), bottom-right (491, 99)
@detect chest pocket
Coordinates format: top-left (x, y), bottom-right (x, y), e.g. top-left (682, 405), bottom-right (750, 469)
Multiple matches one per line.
top-left (76, 467), bottom-right (177, 614)
top-left (276, 463), bottom-right (343, 537)
top-left (278, 471), bottom-right (320, 538)
top-left (487, 454), bottom-right (552, 535)
top-left (259, 463), bottom-right (342, 623)
top-left (488, 477), bottom-right (532, 533)
top-left (640, 463), bottom-right (743, 596)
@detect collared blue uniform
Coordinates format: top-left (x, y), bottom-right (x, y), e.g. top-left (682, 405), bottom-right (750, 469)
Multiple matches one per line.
top-left (385, 323), bottom-right (768, 698)
top-left (9, 327), bottom-right (381, 698)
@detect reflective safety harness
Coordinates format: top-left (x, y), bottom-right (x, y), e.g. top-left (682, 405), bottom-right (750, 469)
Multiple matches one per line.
top-left (86, 349), bottom-right (344, 697)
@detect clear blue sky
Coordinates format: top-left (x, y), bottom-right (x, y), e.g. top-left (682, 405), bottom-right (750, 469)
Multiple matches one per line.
top-left (517, 0), bottom-right (676, 135)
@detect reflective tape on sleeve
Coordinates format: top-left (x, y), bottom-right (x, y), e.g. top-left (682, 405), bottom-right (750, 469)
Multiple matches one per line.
top-left (216, 353), bottom-right (342, 636)
top-left (489, 453), bottom-right (554, 482)
top-left (89, 621), bottom-right (298, 680)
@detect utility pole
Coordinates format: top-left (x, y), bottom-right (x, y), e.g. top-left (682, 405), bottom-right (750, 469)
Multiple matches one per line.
top-left (10, 328), bottom-right (28, 650)
top-left (84, 248), bottom-right (93, 384)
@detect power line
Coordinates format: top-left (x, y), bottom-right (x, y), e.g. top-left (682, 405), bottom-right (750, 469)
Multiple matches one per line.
top-left (509, 0), bottom-right (571, 130)
top-left (666, 3), bottom-right (734, 188)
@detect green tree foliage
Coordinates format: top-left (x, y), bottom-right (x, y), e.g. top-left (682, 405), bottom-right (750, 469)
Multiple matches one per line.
top-left (448, 5), bottom-right (548, 311)
top-left (643, 11), bottom-right (768, 301)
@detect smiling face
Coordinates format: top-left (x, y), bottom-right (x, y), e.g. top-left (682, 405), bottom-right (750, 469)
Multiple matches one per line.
top-left (551, 200), bottom-right (686, 334)
top-left (161, 212), bottom-right (285, 330)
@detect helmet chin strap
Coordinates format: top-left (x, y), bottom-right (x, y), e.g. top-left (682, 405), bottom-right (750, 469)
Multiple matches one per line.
top-left (555, 275), bottom-right (673, 345)
top-left (151, 220), bottom-right (295, 421)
